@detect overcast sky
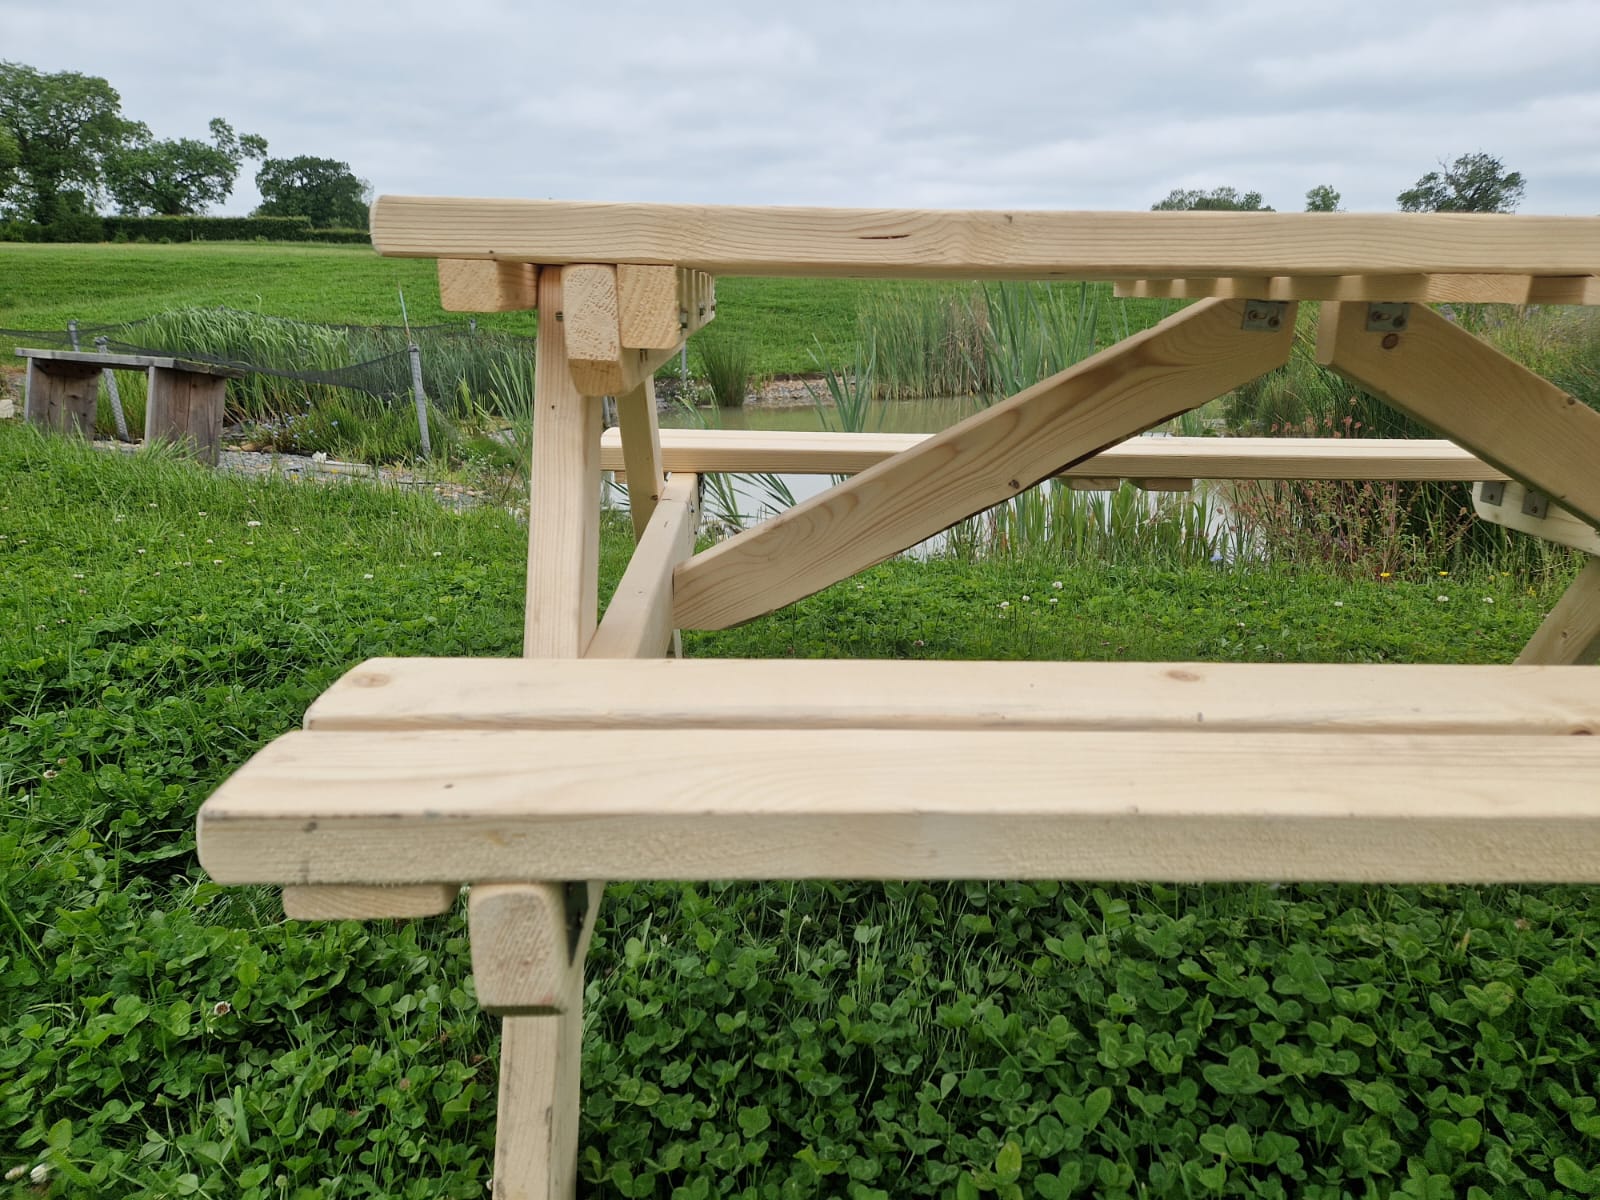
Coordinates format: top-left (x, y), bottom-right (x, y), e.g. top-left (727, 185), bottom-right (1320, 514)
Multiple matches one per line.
top-left (6, 0), bottom-right (1599, 216)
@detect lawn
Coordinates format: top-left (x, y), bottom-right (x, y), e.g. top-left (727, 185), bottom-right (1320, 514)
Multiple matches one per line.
top-left (0, 242), bottom-right (891, 377)
top-left (4, 422), bottom-right (1597, 1198)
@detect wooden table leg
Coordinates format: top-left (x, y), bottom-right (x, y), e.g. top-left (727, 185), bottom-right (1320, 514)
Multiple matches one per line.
top-left (23, 358), bottom-right (99, 438)
top-left (145, 366), bottom-right (227, 467)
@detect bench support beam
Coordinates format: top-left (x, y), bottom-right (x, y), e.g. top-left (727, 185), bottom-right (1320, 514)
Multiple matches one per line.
top-left (23, 357), bottom-right (99, 438)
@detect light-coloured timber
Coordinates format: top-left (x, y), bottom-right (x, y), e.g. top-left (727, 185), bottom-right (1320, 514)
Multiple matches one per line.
top-left (495, 973), bottom-right (583, 1200)
top-left (615, 379), bottom-right (665, 538)
top-left (468, 881), bottom-right (601, 1015)
top-left (616, 265), bottom-right (682, 348)
top-left (1133, 478), bottom-right (1193, 492)
top-left (673, 298), bottom-right (1294, 629)
top-left (304, 658), bottom-right (1600, 736)
top-left (586, 474), bottom-right (700, 659)
top-left (1317, 301), bottom-right (1600, 529)
top-left (1519, 557), bottom-right (1600, 666)
top-left (281, 883), bottom-right (459, 920)
top-left (599, 429), bottom-right (1508, 482)
top-left (196, 727), bottom-right (1600, 884)
top-left (560, 264), bottom-right (715, 396)
top-left (1472, 481), bottom-right (1600, 556)
top-left (526, 270), bottom-right (602, 657)
top-left (369, 198), bottom-right (1600, 281)
top-left (1115, 274), bottom-right (1600, 304)
top-left (437, 259), bottom-right (539, 311)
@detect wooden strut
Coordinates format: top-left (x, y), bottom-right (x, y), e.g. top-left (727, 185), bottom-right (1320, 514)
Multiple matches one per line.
top-left (672, 297), bottom-right (1296, 630)
top-left (1518, 557), bottom-right (1600, 666)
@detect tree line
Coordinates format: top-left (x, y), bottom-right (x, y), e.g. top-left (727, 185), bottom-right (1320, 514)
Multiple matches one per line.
top-left (1150, 153), bottom-right (1527, 214)
top-left (0, 61), bottom-right (371, 240)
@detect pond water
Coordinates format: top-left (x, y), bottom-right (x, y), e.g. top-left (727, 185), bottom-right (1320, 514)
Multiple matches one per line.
top-left (615, 394), bottom-right (1238, 558)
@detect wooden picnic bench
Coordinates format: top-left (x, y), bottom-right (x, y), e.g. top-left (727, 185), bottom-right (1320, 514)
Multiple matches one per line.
top-left (16, 347), bottom-right (244, 466)
top-left (197, 203), bottom-right (1600, 1198)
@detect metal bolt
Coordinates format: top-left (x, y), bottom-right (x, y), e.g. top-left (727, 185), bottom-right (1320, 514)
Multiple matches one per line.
top-left (1381, 333), bottom-right (1400, 350)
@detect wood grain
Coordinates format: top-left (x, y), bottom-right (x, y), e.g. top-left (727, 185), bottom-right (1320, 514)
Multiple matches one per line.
top-left (1115, 274), bottom-right (1600, 304)
top-left (673, 298), bottom-right (1295, 629)
top-left (615, 380), bottom-right (665, 539)
top-left (196, 728), bottom-right (1600, 884)
top-left (303, 658), bottom-right (1600, 736)
top-left (437, 259), bottom-right (539, 311)
top-left (1519, 557), bottom-right (1600, 666)
top-left (1472, 482), bottom-right (1600, 555)
top-left (616, 264), bottom-right (682, 348)
top-left (1318, 301), bottom-right (1600, 528)
top-left (281, 883), bottom-right (459, 919)
top-left (598, 429), bottom-right (1508, 481)
top-left (525, 269), bottom-right (602, 657)
top-left (468, 881), bottom-right (601, 1015)
top-left (369, 198), bottom-right (1600, 280)
top-left (587, 474), bottom-right (700, 659)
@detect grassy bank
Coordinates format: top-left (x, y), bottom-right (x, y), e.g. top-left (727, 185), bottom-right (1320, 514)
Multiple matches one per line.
top-left (4, 424), bottom-right (1597, 1198)
top-left (0, 243), bottom-right (894, 378)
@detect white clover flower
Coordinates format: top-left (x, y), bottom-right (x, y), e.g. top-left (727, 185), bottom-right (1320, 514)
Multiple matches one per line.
top-left (363, 573), bottom-right (374, 580)
top-left (4, 1164), bottom-right (25, 1181)
top-left (1021, 595), bottom-right (1030, 602)
top-left (998, 601), bottom-right (1010, 609)
top-left (30, 1163), bottom-right (49, 1183)
top-left (1333, 601), bottom-right (1343, 608)
top-left (246, 520), bottom-right (262, 527)
top-left (1436, 595), bottom-right (1449, 603)
top-left (1051, 581), bottom-right (1063, 589)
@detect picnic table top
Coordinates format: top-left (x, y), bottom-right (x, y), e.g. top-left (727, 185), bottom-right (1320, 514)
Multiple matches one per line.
top-left (16, 347), bottom-right (246, 378)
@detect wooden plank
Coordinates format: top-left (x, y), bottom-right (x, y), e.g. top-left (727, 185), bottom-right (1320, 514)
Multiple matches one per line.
top-left (469, 881), bottom-right (601, 1015)
top-left (673, 298), bottom-right (1295, 630)
top-left (525, 268), bottom-right (603, 657)
top-left (369, 198), bottom-right (1600, 280)
top-left (562, 266), bottom-right (714, 396)
top-left (1134, 478), bottom-right (1193, 493)
top-left (615, 380), bottom-right (665, 538)
top-left (598, 429), bottom-right (1508, 481)
top-left (1473, 481), bottom-right (1600, 555)
top-left (437, 259), bottom-right (539, 311)
top-left (15, 348), bottom-right (244, 376)
top-left (196, 728), bottom-right (1600, 884)
top-left (1519, 557), bottom-right (1600, 666)
top-left (303, 658), bottom-right (1600, 736)
top-left (587, 474), bottom-right (700, 659)
top-left (495, 977), bottom-right (583, 1200)
top-left (145, 367), bottom-right (227, 467)
top-left (616, 265), bottom-right (682, 348)
top-left (281, 883), bottom-right (459, 919)
top-left (22, 357), bottom-right (98, 437)
top-left (1317, 301), bottom-right (1600, 529)
top-left (1115, 275), bottom-right (1600, 304)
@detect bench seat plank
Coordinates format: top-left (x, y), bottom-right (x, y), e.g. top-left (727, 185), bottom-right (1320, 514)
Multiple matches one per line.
top-left (198, 728), bottom-right (1600, 885)
top-left (304, 658), bottom-right (1600, 736)
top-left (598, 430), bottom-right (1509, 481)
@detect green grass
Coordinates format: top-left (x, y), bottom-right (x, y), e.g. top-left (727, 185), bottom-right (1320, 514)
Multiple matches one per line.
top-left (6, 423), bottom-right (1598, 1197)
top-left (0, 244), bottom-right (893, 378)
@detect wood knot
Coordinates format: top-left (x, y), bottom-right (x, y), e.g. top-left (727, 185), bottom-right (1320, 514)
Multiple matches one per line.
top-left (350, 672), bottom-right (390, 688)
top-left (1166, 669), bottom-right (1201, 682)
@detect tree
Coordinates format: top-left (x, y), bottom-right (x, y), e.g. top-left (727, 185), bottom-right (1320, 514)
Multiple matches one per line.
top-left (1304, 185), bottom-right (1341, 213)
top-left (105, 118), bottom-right (266, 216)
top-left (1151, 187), bottom-right (1274, 212)
top-left (1397, 152), bottom-right (1525, 213)
top-left (254, 155), bottom-right (370, 228)
top-left (0, 60), bottom-right (135, 228)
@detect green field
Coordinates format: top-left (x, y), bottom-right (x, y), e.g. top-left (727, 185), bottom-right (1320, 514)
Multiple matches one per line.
top-left (0, 242), bottom-right (895, 376)
top-left (4, 424), bottom-right (1597, 1198)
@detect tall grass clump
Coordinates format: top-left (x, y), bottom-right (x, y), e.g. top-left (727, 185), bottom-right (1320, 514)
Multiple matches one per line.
top-left (855, 285), bottom-right (990, 400)
top-left (695, 334), bottom-right (757, 408)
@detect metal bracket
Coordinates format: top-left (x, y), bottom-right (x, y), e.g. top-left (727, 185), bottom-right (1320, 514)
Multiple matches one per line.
top-left (1471, 480), bottom-right (1600, 555)
top-left (1521, 489), bottom-right (1550, 518)
top-left (563, 881), bottom-right (590, 964)
top-left (1365, 303), bottom-right (1410, 333)
top-left (1477, 481), bottom-right (1505, 506)
top-left (1241, 301), bottom-right (1287, 332)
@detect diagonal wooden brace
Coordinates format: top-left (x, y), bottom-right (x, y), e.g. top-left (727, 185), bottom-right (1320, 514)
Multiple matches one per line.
top-left (672, 297), bottom-right (1297, 629)
top-left (1316, 301), bottom-right (1600, 530)
top-left (1518, 557), bottom-right (1600, 666)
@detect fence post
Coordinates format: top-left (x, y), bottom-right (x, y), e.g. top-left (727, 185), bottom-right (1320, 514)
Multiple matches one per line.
top-left (95, 336), bottom-right (131, 442)
top-left (68, 319), bottom-right (80, 352)
top-left (407, 343), bottom-right (432, 458)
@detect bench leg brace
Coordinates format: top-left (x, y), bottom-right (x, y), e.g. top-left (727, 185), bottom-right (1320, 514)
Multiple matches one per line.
top-left (1518, 556), bottom-right (1600, 665)
top-left (472, 882), bottom-right (602, 1200)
